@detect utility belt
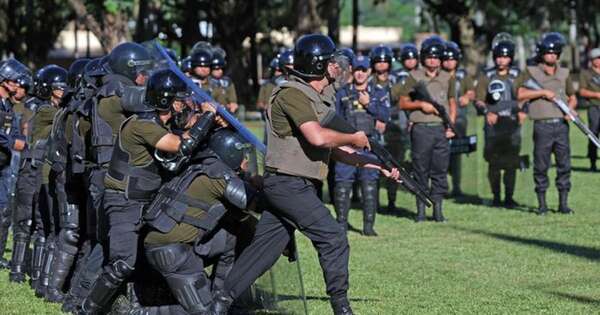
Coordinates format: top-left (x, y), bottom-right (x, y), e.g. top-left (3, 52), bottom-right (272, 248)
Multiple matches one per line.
top-left (263, 169), bottom-right (323, 188)
top-left (534, 118), bottom-right (564, 124)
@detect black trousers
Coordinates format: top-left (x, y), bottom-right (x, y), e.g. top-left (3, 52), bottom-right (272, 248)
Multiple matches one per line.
top-left (223, 173), bottom-right (350, 301)
top-left (13, 160), bottom-right (44, 238)
top-left (533, 120), bottom-right (571, 193)
top-left (410, 124), bottom-right (450, 202)
top-left (588, 106), bottom-right (600, 162)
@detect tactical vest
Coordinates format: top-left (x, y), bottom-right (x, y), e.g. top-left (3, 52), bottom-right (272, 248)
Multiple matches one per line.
top-left (396, 70), bottom-right (410, 85)
top-left (409, 69), bottom-right (451, 123)
top-left (265, 76), bottom-right (333, 180)
top-left (106, 114), bottom-right (163, 202)
top-left (526, 65), bottom-right (569, 120)
top-left (30, 102), bottom-right (53, 167)
top-left (484, 68), bottom-right (521, 139)
top-left (340, 84), bottom-right (376, 136)
top-left (144, 157), bottom-right (241, 234)
top-left (68, 85), bottom-right (96, 174)
top-left (90, 74), bottom-right (130, 165)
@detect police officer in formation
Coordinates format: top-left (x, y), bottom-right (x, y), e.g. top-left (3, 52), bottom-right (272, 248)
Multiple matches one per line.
top-left (516, 32), bottom-right (576, 215)
top-left (333, 55), bottom-right (390, 236)
top-left (396, 35), bottom-right (457, 222)
top-left (475, 37), bottom-right (525, 208)
top-left (442, 41), bottom-right (475, 197)
top-left (578, 48), bottom-right (600, 172)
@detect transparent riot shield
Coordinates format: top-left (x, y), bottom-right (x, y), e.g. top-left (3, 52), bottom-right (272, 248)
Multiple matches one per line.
top-left (450, 102), bottom-right (482, 203)
top-left (146, 40), bottom-right (308, 314)
top-left (515, 114), bottom-right (536, 208)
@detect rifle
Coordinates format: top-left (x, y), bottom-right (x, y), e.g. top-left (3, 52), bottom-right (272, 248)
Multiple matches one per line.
top-left (321, 111), bottom-right (433, 207)
top-left (523, 79), bottom-right (600, 149)
top-left (410, 82), bottom-right (454, 132)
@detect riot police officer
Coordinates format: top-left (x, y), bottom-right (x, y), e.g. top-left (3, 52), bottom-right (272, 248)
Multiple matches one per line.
top-left (516, 32), bottom-right (576, 215)
top-left (578, 48), bottom-right (600, 172)
top-left (387, 43), bottom-right (418, 211)
top-left (210, 34), bottom-right (400, 315)
top-left (397, 35), bottom-right (457, 222)
top-left (190, 49), bottom-right (215, 95)
top-left (476, 37), bottom-right (525, 208)
top-left (334, 55), bottom-right (389, 236)
top-left (80, 69), bottom-right (218, 315)
top-left (442, 41), bottom-right (475, 197)
top-left (211, 50), bottom-right (239, 114)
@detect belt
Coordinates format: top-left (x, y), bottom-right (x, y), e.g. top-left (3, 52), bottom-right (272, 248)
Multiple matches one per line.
top-left (535, 118), bottom-right (563, 124)
top-left (413, 122), bottom-right (443, 127)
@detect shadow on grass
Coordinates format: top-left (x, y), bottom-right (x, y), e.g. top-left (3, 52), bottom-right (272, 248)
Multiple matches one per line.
top-left (379, 206), bottom-right (416, 220)
top-left (544, 291), bottom-right (600, 306)
top-left (571, 166), bottom-right (598, 173)
top-left (448, 193), bottom-right (537, 213)
top-left (451, 227), bottom-right (600, 261)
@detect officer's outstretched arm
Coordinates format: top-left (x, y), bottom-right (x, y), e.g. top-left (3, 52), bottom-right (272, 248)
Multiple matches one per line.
top-left (518, 87), bottom-right (551, 102)
top-left (579, 87), bottom-right (600, 100)
top-left (299, 121), bottom-right (369, 150)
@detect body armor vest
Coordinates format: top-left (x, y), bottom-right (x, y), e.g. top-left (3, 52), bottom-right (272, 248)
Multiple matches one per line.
top-left (484, 68), bottom-right (521, 139)
top-left (409, 69), bottom-right (451, 123)
top-left (340, 84), bottom-right (376, 136)
top-left (265, 76), bottom-right (334, 180)
top-left (526, 65), bottom-right (569, 120)
top-left (106, 114), bottom-right (163, 202)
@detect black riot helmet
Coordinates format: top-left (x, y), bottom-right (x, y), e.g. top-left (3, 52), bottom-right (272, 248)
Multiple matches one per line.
top-left (338, 48), bottom-right (356, 64)
top-left (291, 34), bottom-right (336, 79)
top-left (400, 43), bottom-right (418, 61)
top-left (211, 52), bottom-right (226, 70)
top-left (0, 58), bottom-right (29, 82)
top-left (492, 40), bottom-right (515, 60)
top-left (420, 35), bottom-right (445, 63)
top-left (181, 56), bottom-right (192, 73)
top-left (190, 49), bottom-right (213, 68)
top-left (208, 128), bottom-right (251, 171)
top-left (443, 41), bottom-right (462, 61)
top-left (145, 69), bottom-right (189, 112)
top-left (369, 45), bottom-right (394, 66)
top-left (35, 65), bottom-right (68, 99)
top-left (68, 58), bottom-right (91, 88)
top-left (538, 32), bottom-right (566, 56)
top-left (278, 49), bottom-right (294, 70)
top-left (107, 42), bottom-right (154, 81)
top-left (16, 73), bottom-right (33, 92)
top-left (269, 57), bottom-right (280, 72)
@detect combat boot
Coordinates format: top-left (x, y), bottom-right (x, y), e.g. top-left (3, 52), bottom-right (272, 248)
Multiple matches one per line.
top-left (361, 181), bottom-right (378, 236)
top-left (36, 238), bottom-right (56, 298)
top-left (433, 201), bottom-right (446, 222)
top-left (334, 183), bottom-right (352, 231)
top-left (415, 200), bottom-right (426, 222)
top-left (558, 190), bottom-right (573, 214)
top-left (537, 192), bottom-right (548, 216)
top-left (330, 296), bottom-right (354, 315)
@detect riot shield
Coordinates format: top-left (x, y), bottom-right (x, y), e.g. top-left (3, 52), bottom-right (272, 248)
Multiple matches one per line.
top-left (147, 40), bottom-right (308, 314)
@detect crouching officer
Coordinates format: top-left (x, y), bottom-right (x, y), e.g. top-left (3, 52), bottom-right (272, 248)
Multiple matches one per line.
top-left (476, 38), bottom-right (525, 208)
top-left (79, 69), bottom-right (218, 315)
top-left (516, 32), bottom-right (576, 215)
top-left (396, 35), bottom-right (457, 222)
top-left (334, 55), bottom-right (389, 236)
top-left (210, 34), bottom-right (400, 315)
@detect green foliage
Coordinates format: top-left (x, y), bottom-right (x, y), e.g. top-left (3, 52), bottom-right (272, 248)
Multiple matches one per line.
top-left (103, 0), bottom-right (134, 14)
top-left (340, 0), bottom-right (418, 40)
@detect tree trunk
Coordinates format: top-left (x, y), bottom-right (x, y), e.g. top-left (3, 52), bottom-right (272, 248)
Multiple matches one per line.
top-left (68, 0), bottom-right (130, 53)
top-left (295, 0), bottom-right (321, 36)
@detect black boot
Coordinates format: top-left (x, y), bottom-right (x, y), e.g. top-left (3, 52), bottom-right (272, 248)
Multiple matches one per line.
top-left (46, 249), bottom-right (76, 303)
top-left (208, 290), bottom-right (233, 315)
top-left (0, 207), bottom-right (10, 269)
top-left (537, 192), bottom-right (548, 216)
top-left (433, 201), bottom-right (446, 222)
top-left (386, 179), bottom-right (398, 212)
top-left (36, 238), bottom-right (56, 298)
top-left (361, 181), bottom-right (378, 236)
top-left (9, 233), bottom-right (31, 283)
top-left (80, 260), bottom-right (134, 315)
top-left (334, 183), bottom-right (352, 231)
top-left (503, 169), bottom-right (518, 209)
top-left (591, 159), bottom-right (597, 172)
top-left (558, 190), bottom-right (573, 214)
top-left (330, 296), bottom-right (354, 315)
top-left (415, 200), bottom-right (426, 222)
top-left (29, 235), bottom-right (46, 288)
top-left (492, 194), bottom-right (502, 207)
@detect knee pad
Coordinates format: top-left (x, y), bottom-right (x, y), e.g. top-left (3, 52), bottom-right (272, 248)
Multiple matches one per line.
top-left (106, 259), bottom-right (135, 284)
top-left (61, 228), bottom-right (80, 248)
top-left (145, 243), bottom-right (192, 275)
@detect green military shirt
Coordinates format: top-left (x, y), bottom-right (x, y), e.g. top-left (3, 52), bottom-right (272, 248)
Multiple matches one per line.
top-left (257, 81), bottom-right (276, 107)
top-left (144, 175), bottom-right (227, 245)
top-left (269, 87), bottom-right (318, 137)
top-left (31, 104), bottom-right (57, 183)
top-left (392, 73), bottom-right (456, 101)
top-left (458, 74), bottom-right (474, 97)
top-left (514, 66), bottom-right (576, 96)
top-left (98, 95), bottom-right (127, 138)
top-left (104, 117), bottom-right (169, 191)
top-left (224, 81), bottom-right (238, 104)
top-left (12, 101), bottom-right (33, 138)
top-left (579, 68), bottom-right (600, 106)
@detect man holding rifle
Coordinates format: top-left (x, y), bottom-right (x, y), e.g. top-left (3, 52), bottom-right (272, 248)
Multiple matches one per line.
top-left (395, 35), bottom-right (457, 222)
top-left (516, 32), bottom-right (576, 215)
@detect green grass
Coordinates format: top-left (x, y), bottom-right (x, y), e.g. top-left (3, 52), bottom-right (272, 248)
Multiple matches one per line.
top-left (2, 115), bottom-right (600, 314)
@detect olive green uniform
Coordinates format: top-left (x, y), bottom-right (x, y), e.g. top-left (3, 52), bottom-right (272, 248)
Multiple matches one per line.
top-left (579, 68), bottom-right (600, 165)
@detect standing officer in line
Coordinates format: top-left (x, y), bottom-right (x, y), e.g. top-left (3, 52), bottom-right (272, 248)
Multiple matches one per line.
top-left (442, 41), bottom-right (475, 198)
top-left (210, 34), bottom-right (400, 315)
top-left (80, 69), bottom-right (218, 315)
top-left (190, 49), bottom-right (216, 95)
top-left (387, 43), bottom-right (418, 211)
top-left (475, 38), bottom-right (525, 208)
top-left (578, 48), bottom-right (600, 172)
top-left (396, 35), bottom-right (457, 222)
top-left (333, 55), bottom-right (389, 236)
top-left (516, 32), bottom-right (576, 215)
top-left (210, 50), bottom-right (239, 114)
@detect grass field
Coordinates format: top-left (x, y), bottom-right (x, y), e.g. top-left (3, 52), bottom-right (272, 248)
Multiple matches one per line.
top-left (1, 114), bottom-right (599, 314)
